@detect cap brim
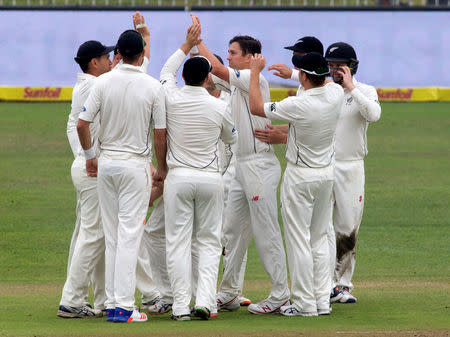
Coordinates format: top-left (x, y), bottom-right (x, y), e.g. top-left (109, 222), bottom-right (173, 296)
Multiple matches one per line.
top-left (325, 57), bottom-right (348, 62)
top-left (102, 45), bottom-right (116, 55)
top-left (285, 46), bottom-right (306, 53)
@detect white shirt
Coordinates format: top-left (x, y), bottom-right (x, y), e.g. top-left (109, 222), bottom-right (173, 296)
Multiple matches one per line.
top-left (67, 73), bottom-right (99, 158)
top-left (335, 78), bottom-right (381, 161)
top-left (80, 63), bottom-right (166, 158)
top-left (160, 49), bottom-right (237, 172)
top-left (227, 68), bottom-right (272, 158)
top-left (115, 56), bottom-right (149, 73)
top-left (264, 82), bottom-right (344, 168)
top-left (214, 86), bottom-right (236, 173)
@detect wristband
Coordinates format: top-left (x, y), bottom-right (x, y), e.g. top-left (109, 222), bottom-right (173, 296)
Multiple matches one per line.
top-left (190, 46), bottom-right (199, 54)
top-left (135, 23), bottom-right (147, 29)
top-left (84, 146), bottom-right (96, 160)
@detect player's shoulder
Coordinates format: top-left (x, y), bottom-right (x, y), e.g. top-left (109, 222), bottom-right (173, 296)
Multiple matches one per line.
top-left (355, 79), bottom-right (377, 95)
top-left (142, 73), bottom-right (162, 87)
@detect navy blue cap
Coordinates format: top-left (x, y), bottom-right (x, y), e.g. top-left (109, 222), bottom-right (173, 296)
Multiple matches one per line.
top-left (74, 40), bottom-right (115, 63)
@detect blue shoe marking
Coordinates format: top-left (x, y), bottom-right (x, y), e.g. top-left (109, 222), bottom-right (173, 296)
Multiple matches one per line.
top-left (106, 308), bottom-right (115, 322)
top-left (113, 307), bottom-right (133, 323)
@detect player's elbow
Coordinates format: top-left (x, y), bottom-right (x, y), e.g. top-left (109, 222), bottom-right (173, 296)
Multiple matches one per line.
top-left (76, 119), bottom-right (90, 134)
top-left (250, 104), bottom-right (265, 118)
top-left (367, 105), bottom-right (381, 123)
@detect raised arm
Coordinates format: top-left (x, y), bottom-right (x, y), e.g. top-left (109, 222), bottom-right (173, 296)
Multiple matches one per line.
top-left (189, 14), bottom-right (230, 83)
top-left (249, 54), bottom-right (266, 118)
top-left (338, 66), bottom-right (381, 122)
top-left (133, 12), bottom-right (150, 60)
top-left (160, 21), bottom-right (202, 89)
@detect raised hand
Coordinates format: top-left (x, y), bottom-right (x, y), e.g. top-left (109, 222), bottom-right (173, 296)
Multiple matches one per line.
top-left (267, 63), bottom-right (292, 79)
top-left (336, 66), bottom-right (355, 91)
top-left (250, 54), bottom-right (266, 73)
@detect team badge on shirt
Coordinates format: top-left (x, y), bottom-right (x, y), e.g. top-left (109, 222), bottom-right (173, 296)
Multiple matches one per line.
top-left (346, 97), bottom-right (353, 105)
top-left (81, 106), bottom-right (86, 112)
top-left (270, 103), bottom-right (276, 112)
top-left (234, 69), bottom-right (240, 78)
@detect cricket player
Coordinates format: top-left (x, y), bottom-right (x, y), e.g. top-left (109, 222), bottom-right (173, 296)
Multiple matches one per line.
top-left (58, 40), bottom-right (114, 319)
top-left (249, 52), bottom-right (344, 316)
top-left (160, 22), bottom-right (237, 321)
top-left (77, 29), bottom-right (167, 323)
top-left (192, 50), bottom-right (252, 308)
top-left (255, 36), bottom-right (325, 145)
top-left (193, 14), bottom-right (290, 314)
top-left (325, 42), bottom-right (381, 303)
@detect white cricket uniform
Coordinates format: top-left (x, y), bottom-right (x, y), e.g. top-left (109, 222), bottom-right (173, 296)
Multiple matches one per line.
top-left (60, 72), bottom-right (106, 311)
top-left (160, 49), bottom-right (237, 316)
top-left (218, 68), bottom-right (290, 305)
top-left (265, 82), bottom-right (344, 313)
top-left (138, 84), bottom-right (236, 309)
top-left (121, 56), bottom-right (166, 305)
top-left (329, 78), bottom-right (381, 291)
top-left (212, 75), bottom-right (249, 298)
top-left (80, 62), bottom-right (166, 311)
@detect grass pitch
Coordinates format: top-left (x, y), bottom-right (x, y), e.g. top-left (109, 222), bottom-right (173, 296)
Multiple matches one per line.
top-left (0, 102), bottom-right (449, 337)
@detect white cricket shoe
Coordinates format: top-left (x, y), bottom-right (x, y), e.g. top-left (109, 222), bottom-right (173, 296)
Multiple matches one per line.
top-left (248, 298), bottom-right (290, 315)
top-left (239, 296), bottom-right (252, 306)
top-left (280, 304), bottom-right (318, 317)
top-left (216, 293), bottom-right (240, 311)
top-left (142, 297), bottom-right (172, 314)
top-left (340, 287), bottom-right (357, 303)
top-left (57, 304), bottom-right (100, 318)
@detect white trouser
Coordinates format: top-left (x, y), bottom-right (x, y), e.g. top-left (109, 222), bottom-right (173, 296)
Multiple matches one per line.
top-left (219, 153), bottom-right (289, 303)
top-left (328, 160), bottom-right (365, 291)
top-left (140, 199), bottom-right (173, 304)
top-left (136, 234), bottom-right (161, 304)
top-left (221, 163), bottom-right (248, 296)
top-left (281, 162), bottom-right (334, 313)
top-left (164, 168), bottom-right (223, 316)
top-left (60, 156), bottom-right (106, 310)
top-left (97, 155), bottom-right (151, 311)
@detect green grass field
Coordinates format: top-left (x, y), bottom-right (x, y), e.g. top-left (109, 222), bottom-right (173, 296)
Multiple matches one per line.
top-left (0, 102), bottom-right (449, 337)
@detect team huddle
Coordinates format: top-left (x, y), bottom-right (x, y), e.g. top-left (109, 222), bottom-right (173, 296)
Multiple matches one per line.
top-left (58, 12), bottom-right (381, 322)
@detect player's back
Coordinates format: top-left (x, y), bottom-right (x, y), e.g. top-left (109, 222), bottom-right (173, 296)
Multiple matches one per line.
top-left (95, 64), bottom-right (164, 157)
top-left (286, 82), bottom-right (344, 168)
top-left (165, 85), bottom-right (229, 172)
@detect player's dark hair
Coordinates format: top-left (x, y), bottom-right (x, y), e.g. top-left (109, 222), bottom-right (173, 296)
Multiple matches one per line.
top-left (301, 70), bottom-right (326, 87)
top-left (123, 53), bottom-right (141, 64)
top-left (229, 35), bottom-right (261, 56)
top-left (78, 59), bottom-right (90, 73)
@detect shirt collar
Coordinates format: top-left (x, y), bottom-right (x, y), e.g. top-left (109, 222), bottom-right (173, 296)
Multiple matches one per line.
top-left (117, 63), bottom-right (145, 73)
top-left (181, 85), bottom-right (209, 95)
top-left (77, 72), bottom-right (96, 82)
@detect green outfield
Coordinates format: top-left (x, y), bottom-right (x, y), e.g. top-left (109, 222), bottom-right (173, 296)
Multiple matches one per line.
top-left (0, 102), bottom-right (449, 337)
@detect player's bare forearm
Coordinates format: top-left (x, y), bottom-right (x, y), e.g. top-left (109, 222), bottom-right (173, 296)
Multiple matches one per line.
top-left (76, 119), bottom-right (92, 150)
top-left (153, 128), bottom-right (168, 184)
top-left (249, 55), bottom-right (266, 117)
top-left (133, 12), bottom-right (150, 59)
top-left (197, 42), bottom-right (229, 83)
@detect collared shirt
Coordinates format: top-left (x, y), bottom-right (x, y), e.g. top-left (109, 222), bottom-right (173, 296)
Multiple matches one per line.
top-left (80, 63), bottom-right (166, 158)
top-left (227, 67), bottom-right (272, 158)
top-left (160, 49), bottom-right (237, 172)
top-left (335, 77), bottom-right (381, 161)
top-left (67, 72), bottom-right (98, 158)
top-left (264, 82), bottom-right (344, 168)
